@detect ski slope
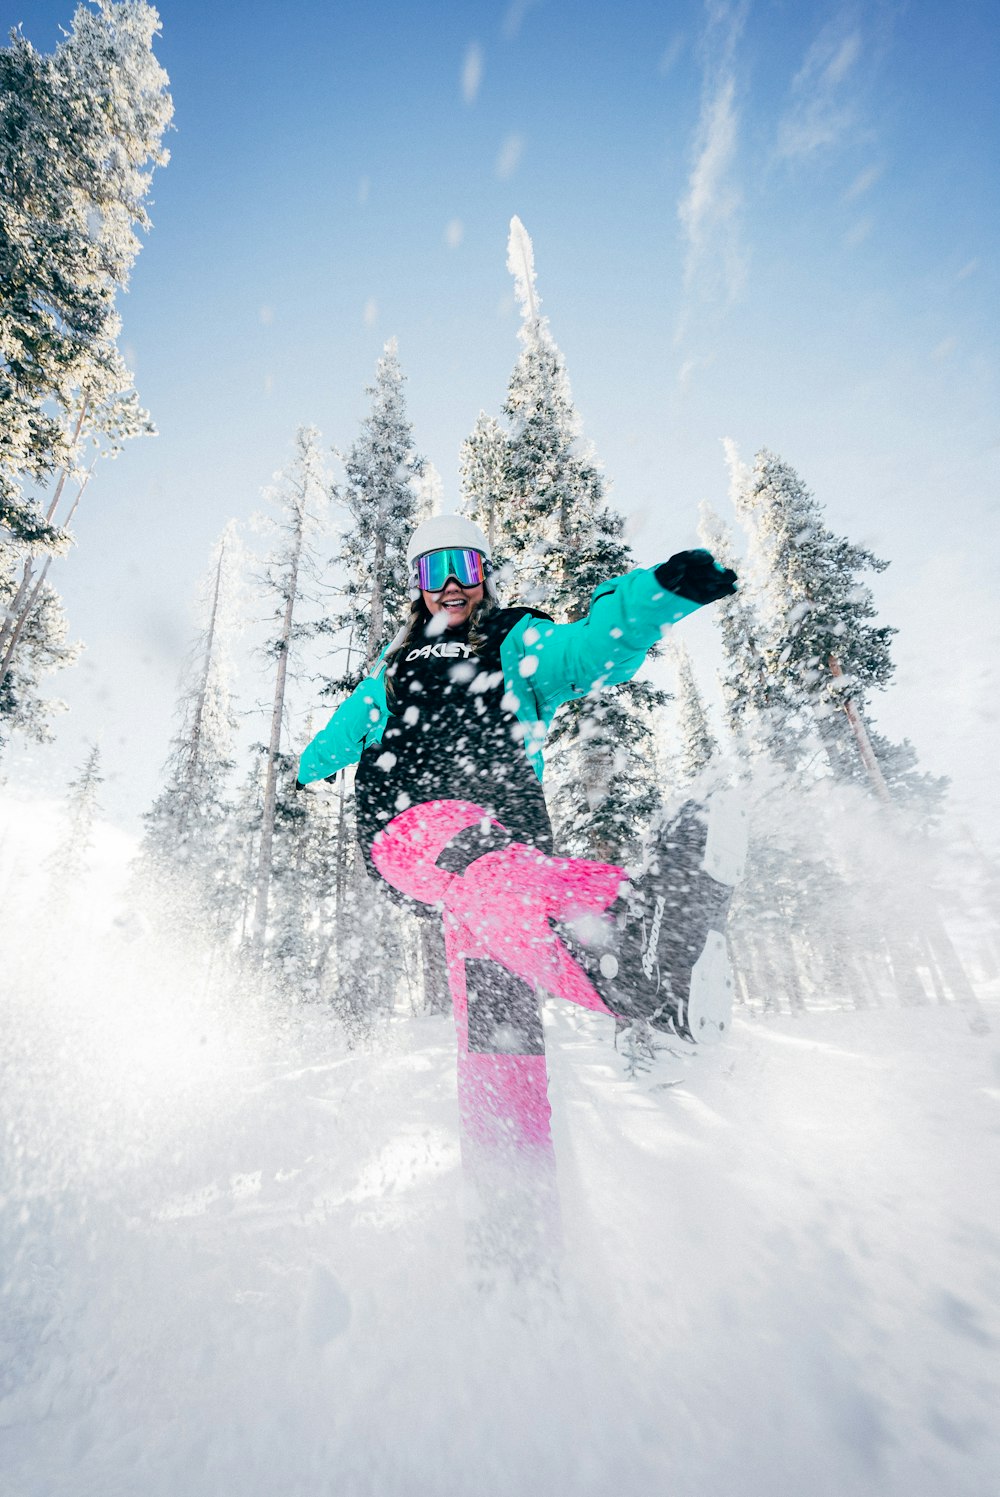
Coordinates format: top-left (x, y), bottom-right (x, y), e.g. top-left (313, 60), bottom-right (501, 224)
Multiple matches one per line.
top-left (2, 916), bottom-right (998, 1497)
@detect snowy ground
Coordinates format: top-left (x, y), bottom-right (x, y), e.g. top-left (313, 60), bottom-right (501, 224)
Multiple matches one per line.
top-left (2, 896), bottom-right (998, 1497)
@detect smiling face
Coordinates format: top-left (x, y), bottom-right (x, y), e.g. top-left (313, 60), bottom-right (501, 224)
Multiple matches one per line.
top-left (421, 579), bottom-right (484, 627)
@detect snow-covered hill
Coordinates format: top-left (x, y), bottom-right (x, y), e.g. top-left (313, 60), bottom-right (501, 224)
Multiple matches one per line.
top-left (2, 905), bottom-right (997, 1497)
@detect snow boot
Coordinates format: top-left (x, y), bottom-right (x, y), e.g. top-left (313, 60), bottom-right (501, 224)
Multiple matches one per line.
top-left (573, 789), bottom-right (748, 1044)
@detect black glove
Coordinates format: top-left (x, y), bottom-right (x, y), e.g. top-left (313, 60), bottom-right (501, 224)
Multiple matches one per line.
top-left (655, 548), bottom-right (737, 604)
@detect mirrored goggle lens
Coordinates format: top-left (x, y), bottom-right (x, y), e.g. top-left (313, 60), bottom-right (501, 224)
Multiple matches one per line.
top-left (416, 547), bottom-right (485, 591)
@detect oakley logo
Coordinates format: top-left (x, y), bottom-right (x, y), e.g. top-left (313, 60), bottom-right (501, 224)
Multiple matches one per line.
top-left (405, 641), bottom-right (476, 662)
top-left (641, 896), bottom-right (666, 981)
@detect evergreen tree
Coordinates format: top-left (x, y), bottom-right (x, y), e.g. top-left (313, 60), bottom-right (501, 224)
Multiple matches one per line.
top-left (229, 755), bottom-right (265, 950)
top-left (709, 457), bottom-right (966, 1016)
top-left (259, 751), bottom-right (316, 995)
top-left (0, 573), bottom-right (79, 755)
top-left (333, 340), bottom-right (425, 682)
top-left (460, 217), bottom-right (663, 861)
top-left (46, 741), bottom-right (103, 906)
top-left (0, 361), bottom-right (155, 717)
top-left (0, 1), bottom-right (171, 541)
top-left (250, 427), bottom-right (332, 956)
top-left (305, 347), bottom-right (430, 1015)
top-left (415, 461), bottom-right (443, 525)
top-left (671, 641), bottom-right (719, 783)
top-left (0, 1), bottom-right (170, 739)
top-left (499, 215), bottom-right (622, 616)
top-left (459, 412), bottom-right (515, 569)
top-left (698, 502), bottom-right (798, 765)
top-left (321, 773), bottom-right (417, 1029)
top-left (134, 524), bottom-right (243, 943)
top-left (739, 450), bottom-right (896, 782)
top-left (866, 730), bottom-right (949, 830)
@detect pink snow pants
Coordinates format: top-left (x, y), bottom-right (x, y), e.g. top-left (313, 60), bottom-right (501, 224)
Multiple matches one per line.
top-left (371, 800), bottom-right (625, 1159)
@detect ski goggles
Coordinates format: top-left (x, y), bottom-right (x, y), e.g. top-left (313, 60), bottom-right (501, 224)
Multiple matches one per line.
top-left (414, 547), bottom-right (486, 592)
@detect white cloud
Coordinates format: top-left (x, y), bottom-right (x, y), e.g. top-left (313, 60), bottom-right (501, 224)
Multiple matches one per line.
top-left (822, 30), bottom-right (862, 86)
top-left (844, 216), bottom-right (873, 249)
top-left (503, 0), bottom-right (540, 41)
top-left (676, 2), bottom-right (748, 346)
top-left (933, 336), bottom-right (958, 360)
top-left (659, 34), bottom-right (685, 75)
top-left (258, 305), bottom-right (274, 326)
top-left (679, 76), bottom-right (739, 265)
top-left (461, 43), bottom-right (483, 104)
top-left (495, 134), bottom-right (525, 180)
top-left (444, 219), bottom-right (464, 249)
top-left (777, 18), bottom-right (865, 159)
top-left (676, 353), bottom-right (715, 391)
top-left (363, 298), bottom-right (378, 327)
top-left (956, 259), bottom-right (979, 282)
top-left (844, 163), bottom-right (883, 201)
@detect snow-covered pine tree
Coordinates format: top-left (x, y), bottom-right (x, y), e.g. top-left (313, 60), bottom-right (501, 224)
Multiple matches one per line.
top-left (414, 461), bottom-right (443, 525)
top-left (229, 755), bottom-right (264, 950)
top-left (313, 347), bottom-right (429, 1016)
top-left (698, 501), bottom-right (798, 766)
top-left (259, 750), bottom-right (319, 998)
top-left (45, 742), bottom-right (103, 910)
top-left (671, 641), bottom-right (719, 783)
top-left (332, 340), bottom-right (426, 683)
top-left (0, 361), bottom-right (155, 725)
top-left (134, 524), bottom-right (243, 944)
top-left (864, 731), bottom-right (948, 830)
top-left (250, 427), bottom-right (332, 957)
top-left (0, 1), bottom-right (170, 542)
top-left (458, 412), bottom-right (514, 568)
top-left (719, 454), bottom-right (971, 1014)
top-left (738, 450), bottom-right (897, 786)
top-left (0, 2), bottom-right (170, 740)
top-left (461, 217), bottom-right (662, 861)
top-left (696, 502), bottom-right (819, 1012)
top-left (0, 572), bottom-right (79, 758)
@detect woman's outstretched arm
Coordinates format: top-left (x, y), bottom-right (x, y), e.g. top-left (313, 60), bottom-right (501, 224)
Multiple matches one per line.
top-left (510, 550), bottom-right (737, 719)
top-left (297, 671), bottom-right (388, 785)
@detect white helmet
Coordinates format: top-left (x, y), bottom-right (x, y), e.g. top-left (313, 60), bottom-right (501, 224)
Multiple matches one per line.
top-left (406, 513), bottom-right (491, 568)
top-left (406, 513), bottom-right (498, 601)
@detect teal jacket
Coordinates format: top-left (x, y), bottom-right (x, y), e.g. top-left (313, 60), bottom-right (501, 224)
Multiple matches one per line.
top-left (297, 565), bottom-right (701, 787)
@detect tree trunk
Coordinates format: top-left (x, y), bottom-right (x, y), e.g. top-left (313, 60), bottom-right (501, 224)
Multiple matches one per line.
top-left (177, 535), bottom-right (227, 843)
top-left (420, 918), bottom-right (451, 1015)
top-left (0, 401), bottom-right (90, 666)
top-left (364, 526), bottom-right (388, 673)
top-left (919, 931), bottom-right (948, 1004)
top-left (251, 516), bottom-right (304, 955)
top-left (884, 922), bottom-right (926, 1006)
top-left (0, 470), bottom-right (93, 690)
top-left (925, 913), bottom-right (991, 1034)
top-left (828, 654), bottom-right (892, 803)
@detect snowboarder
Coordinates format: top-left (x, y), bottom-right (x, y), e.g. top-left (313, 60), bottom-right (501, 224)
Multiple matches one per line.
top-left (296, 514), bottom-right (741, 1047)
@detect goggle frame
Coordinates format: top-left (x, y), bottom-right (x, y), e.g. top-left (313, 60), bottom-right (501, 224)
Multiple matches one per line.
top-left (415, 547), bottom-right (487, 592)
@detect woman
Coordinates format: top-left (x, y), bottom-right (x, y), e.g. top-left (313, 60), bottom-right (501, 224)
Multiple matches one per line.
top-left (297, 514), bottom-right (740, 1045)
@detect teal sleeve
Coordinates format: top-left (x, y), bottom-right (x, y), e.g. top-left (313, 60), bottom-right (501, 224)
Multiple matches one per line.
top-left (511, 567), bottom-right (701, 719)
top-left (297, 673), bottom-right (388, 784)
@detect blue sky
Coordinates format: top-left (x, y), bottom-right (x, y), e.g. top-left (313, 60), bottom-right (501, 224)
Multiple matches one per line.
top-left (4, 0), bottom-right (999, 845)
